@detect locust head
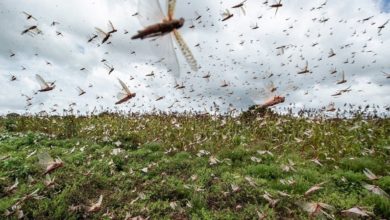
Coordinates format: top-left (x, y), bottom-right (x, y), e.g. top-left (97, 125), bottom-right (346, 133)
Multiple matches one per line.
top-left (173, 18), bottom-right (185, 29)
top-left (274, 96), bottom-right (285, 103)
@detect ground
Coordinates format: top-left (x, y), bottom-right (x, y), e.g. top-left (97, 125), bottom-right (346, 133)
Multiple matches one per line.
top-left (0, 113), bottom-right (389, 219)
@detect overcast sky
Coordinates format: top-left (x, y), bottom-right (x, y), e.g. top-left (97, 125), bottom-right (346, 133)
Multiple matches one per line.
top-left (0, 0), bottom-right (389, 115)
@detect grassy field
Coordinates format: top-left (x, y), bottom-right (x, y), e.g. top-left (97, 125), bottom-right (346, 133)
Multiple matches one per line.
top-left (0, 112), bottom-right (389, 219)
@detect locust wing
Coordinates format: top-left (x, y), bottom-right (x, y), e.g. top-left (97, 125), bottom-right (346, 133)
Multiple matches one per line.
top-left (137, 0), bottom-right (166, 27)
top-left (150, 33), bottom-right (180, 78)
top-left (35, 74), bottom-right (49, 89)
top-left (116, 79), bottom-right (132, 102)
top-left (167, 0), bottom-right (177, 20)
top-left (249, 88), bottom-right (267, 104)
top-left (222, 9), bottom-right (232, 17)
top-left (173, 29), bottom-right (198, 71)
top-left (118, 78), bottom-right (131, 95)
top-left (241, 7), bottom-right (246, 16)
top-left (37, 152), bottom-right (54, 168)
top-left (304, 61), bottom-right (308, 71)
top-left (117, 92), bottom-right (129, 102)
top-left (95, 27), bottom-right (107, 37)
top-left (108, 20), bottom-right (115, 30)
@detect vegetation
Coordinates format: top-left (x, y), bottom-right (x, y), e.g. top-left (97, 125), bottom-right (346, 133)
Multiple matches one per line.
top-left (0, 112), bottom-right (389, 219)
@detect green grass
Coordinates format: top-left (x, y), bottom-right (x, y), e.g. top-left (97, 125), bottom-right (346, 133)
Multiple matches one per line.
top-left (0, 113), bottom-right (389, 219)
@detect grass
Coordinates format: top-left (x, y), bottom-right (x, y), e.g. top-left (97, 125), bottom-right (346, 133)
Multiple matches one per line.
top-left (0, 112), bottom-right (389, 219)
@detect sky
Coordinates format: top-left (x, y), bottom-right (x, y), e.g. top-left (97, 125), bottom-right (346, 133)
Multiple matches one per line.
top-left (0, 0), bottom-right (389, 115)
top-left (382, 0), bottom-right (390, 12)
